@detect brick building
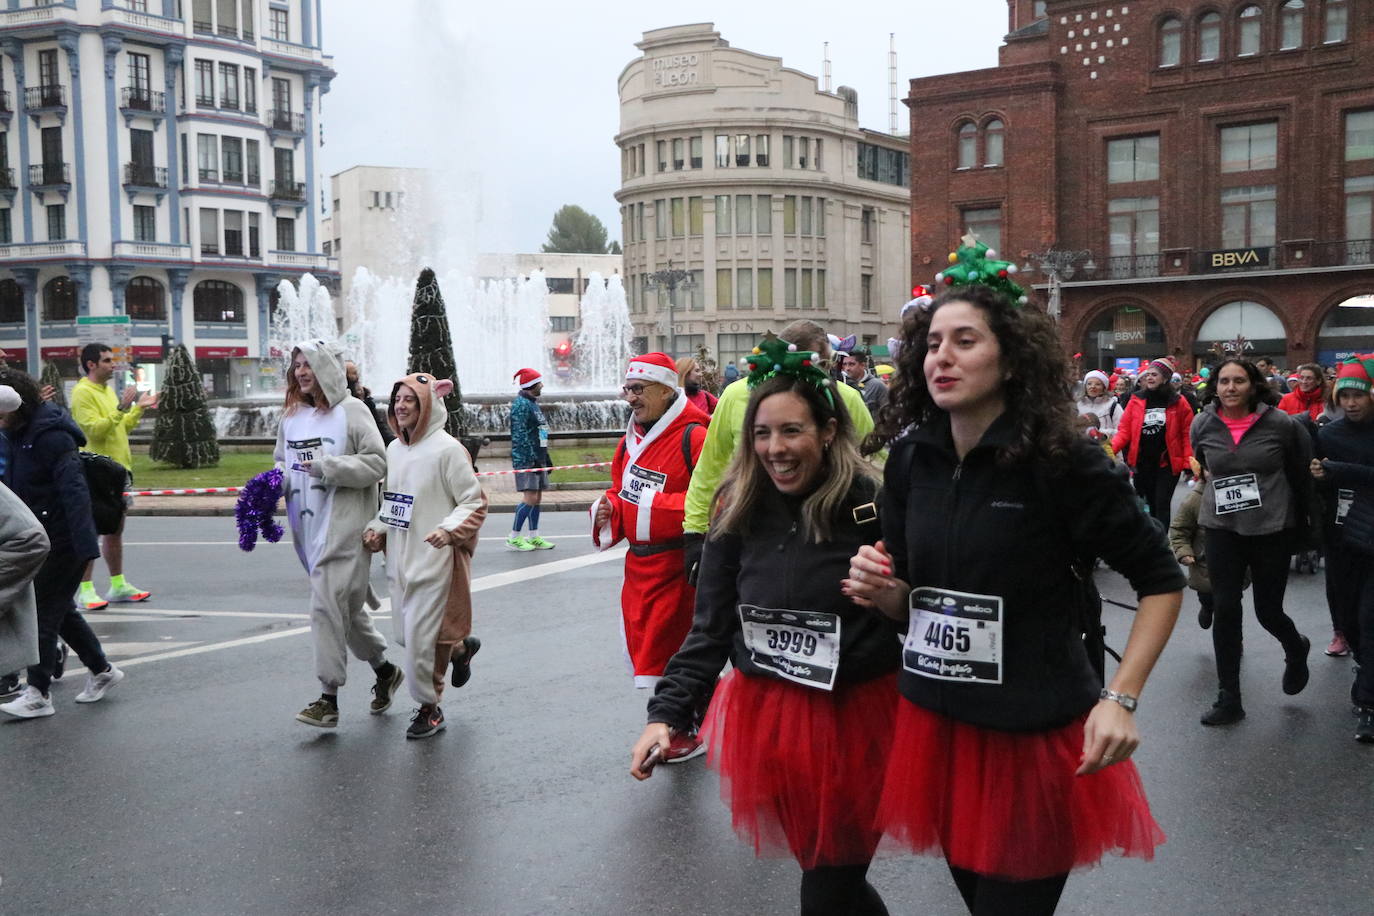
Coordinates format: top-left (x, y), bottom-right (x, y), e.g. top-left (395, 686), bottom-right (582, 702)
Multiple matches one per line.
top-left (907, 0), bottom-right (1374, 372)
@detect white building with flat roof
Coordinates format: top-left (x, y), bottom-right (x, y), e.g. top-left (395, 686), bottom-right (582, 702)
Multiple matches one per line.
top-left (617, 23), bottom-right (911, 367)
top-left (0, 0), bottom-right (337, 397)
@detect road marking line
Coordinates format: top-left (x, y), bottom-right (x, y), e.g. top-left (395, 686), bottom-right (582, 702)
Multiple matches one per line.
top-left (92, 608), bottom-right (311, 620)
top-left (107, 549), bottom-right (625, 667)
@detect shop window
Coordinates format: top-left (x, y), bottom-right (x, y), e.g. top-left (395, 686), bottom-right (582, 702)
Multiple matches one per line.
top-left (126, 276), bottom-right (166, 321)
top-left (193, 279), bottom-right (244, 323)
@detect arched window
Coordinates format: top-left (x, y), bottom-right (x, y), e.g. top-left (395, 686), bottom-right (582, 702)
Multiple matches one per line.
top-left (0, 278), bottom-right (22, 323)
top-left (126, 276), bottom-right (166, 321)
top-left (1197, 300), bottom-right (1286, 355)
top-left (1280, 0), bottom-right (1306, 49)
top-left (193, 279), bottom-right (244, 323)
top-left (42, 276), bottom-right (76, 322)
top-left (1324, 0), bottom-right (1349, 43)
top-left (984, 119), bottom-right (1005, 167)
top-left (1238, 5), bottom-right (1262, 55)
top-left (1198, 12), bottom-right (1222, 61)
top-left (957, 122), bottom-right (977, 169)
top-left (1159, 16), bottom-right (1183, 67)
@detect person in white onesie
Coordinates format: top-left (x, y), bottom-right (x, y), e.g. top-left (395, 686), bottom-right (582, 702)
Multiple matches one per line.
top-left (364, 372), bottom-right (487, 739)
top-left (275, 340), bottom-right (403, 729)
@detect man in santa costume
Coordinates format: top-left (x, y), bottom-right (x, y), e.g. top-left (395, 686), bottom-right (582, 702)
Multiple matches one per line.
top-left (592, 353), bottom-right (710, 761)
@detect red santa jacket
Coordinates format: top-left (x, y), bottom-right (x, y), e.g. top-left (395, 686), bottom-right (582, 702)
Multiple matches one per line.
top-left (593, 395), bottom-right (709, 547)
top-left (1111, 392), bottom-right (1194, 474)
top-left (1278, 387), bottom-right (1324, 422)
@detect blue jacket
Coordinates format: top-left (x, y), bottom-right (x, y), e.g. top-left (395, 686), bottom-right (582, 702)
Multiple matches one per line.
top-left (509, 391), bottom-right (548, 469)
top-left (0, 402), bottom-right (99, 560)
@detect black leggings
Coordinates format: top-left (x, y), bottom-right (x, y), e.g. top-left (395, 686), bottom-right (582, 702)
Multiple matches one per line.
top-left (799, 864), bottom-right (887, 916)
top-left (1205, 528), bottom-right (1303, 695)
top-left (1132, 460), bottom-right (1178, 526)
top-left (948, 865), bottom-right (1069, 916)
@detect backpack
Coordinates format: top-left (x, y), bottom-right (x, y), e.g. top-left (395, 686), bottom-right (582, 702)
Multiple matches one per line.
top-left (80, 451), bottom-right (131, 535)
top-left (613, 422), bottom-right (703, 475)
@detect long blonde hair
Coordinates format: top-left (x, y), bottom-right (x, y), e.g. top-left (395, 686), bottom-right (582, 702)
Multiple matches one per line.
top-left (711, 376), bottom-right (877, 543)
top-left (282, 347), bottom-right (330, 416)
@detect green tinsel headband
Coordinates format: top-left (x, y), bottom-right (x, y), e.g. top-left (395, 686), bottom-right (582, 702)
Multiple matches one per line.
top-left (934, 234), bottom-right (1029, 306)
top-left (745, 331), bottom-right (836, 406)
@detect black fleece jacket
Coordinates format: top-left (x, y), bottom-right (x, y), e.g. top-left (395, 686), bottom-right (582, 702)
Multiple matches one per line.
top-left (881, 413), bottom-right (1183, 732)
top-left (647, 475), bottom-right (900, 730)
top-left (1316, 415), bottom-right (1374, 550)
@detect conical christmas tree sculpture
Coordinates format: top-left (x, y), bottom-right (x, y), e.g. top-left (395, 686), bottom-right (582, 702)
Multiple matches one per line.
top-left (406, 267), bottom-right (464, 438)
top-left (39, 359), bottom-right (66, 409)
top-left (149, 343), bottom-right (220, 469)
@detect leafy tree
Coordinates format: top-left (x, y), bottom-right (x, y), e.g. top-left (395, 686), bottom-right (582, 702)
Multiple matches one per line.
top-left (541, 205), bottom-right (614, 254)
top-left (608, 240), bottom-right (622, 254)
top-left (406, 267), bottom-right (464, 438)
top-left (150, 344), bottom-right (220, 469)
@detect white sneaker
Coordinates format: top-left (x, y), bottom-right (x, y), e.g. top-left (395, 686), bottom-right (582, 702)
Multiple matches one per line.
top-left (0, 685), bottom-right (55, 718)
top-left (75, 665), bottom-right (125, 704)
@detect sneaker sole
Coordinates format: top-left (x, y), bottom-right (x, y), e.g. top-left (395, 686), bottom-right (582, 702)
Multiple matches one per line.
top-left (663, 743), bottom-right (707, 763)
top-left (296, 714), bottom-right (338, 728)
top-left (505, 543), bottom-right (534, 552)
top-left (106, 594), bottom-right (151, 603)
top-left (0, 703), bottom-right (55, 719)
top-left (370, 667), bottom-right (405, 715)
top-left (1326, 649), bottom-right (1351, 657)
top-left (81, 602), bottom-right (109, 611)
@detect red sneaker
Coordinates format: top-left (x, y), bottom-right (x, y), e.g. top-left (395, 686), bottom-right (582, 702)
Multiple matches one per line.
top-left (663, 730), bottom-right (705, 764)
top-left (1327, 632), bottom-right (1351, 657)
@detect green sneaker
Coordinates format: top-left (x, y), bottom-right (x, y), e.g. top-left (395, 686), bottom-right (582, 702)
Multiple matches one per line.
top-left (77, 583), bottom-right (108, 611)
top-left (526, 536), bottom-right (555, 550)
top-left (506, 535), bottom-right (535, 552)
top-left (296, 697), bottom-right (339, 728)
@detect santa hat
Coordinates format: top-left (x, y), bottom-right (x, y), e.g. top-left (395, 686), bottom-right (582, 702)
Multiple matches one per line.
top-left (624, 352), bottom-right (679, 389)
top-left (1083, 369), bottom-right (1110, 390)
top-left (513, 368), bottom-right (543, 389)
top-left (1334, 356), bottom-right (1374, 393)
top-left (0, 384), bottom-right (18, 414)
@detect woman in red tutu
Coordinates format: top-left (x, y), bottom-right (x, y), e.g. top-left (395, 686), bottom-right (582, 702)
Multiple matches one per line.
top-left (631, 333), bottom-right (901, 916)
top-left (846, 281), bottom-right (1184, 915)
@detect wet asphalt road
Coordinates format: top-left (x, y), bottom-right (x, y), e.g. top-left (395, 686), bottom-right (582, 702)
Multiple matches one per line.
top-left (2, 511), bottom-right (1372, 916)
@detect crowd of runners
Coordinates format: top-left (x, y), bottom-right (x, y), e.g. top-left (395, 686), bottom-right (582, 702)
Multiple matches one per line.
top-left (2, 258), bottom-right (1372, 913)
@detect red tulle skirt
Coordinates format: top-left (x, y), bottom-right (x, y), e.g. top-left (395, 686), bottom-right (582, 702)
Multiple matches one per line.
top-left (699, 669), bottom-right (898, 870)
top-left (877, 701), bottom-right (1165, 881)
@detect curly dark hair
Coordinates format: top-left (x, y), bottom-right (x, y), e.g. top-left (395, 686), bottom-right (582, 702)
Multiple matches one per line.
top-left (0, 367), bottom-right (41, 432)
top-left (872, 284), bottom-right (1079, 467)
top-left (1202, 358), bottom-right (1281, 412)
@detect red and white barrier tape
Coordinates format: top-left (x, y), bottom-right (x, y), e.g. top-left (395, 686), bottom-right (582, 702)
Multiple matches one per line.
top-left (123, 461), bottom-right (614, 496)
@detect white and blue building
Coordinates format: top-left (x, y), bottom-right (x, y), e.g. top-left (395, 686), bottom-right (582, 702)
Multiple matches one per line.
top-left (0, 0), bottom-right (336, 396)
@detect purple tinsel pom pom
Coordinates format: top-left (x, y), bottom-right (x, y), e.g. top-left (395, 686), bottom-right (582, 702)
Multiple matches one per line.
top-left (235, 467), bottom-right (284, 551)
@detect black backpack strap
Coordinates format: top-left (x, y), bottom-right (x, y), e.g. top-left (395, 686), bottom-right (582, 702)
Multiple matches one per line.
top-left (681, 423), bottom-right (702, 473)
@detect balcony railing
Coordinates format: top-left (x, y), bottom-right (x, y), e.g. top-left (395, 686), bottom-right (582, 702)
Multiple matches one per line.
top-left (269, 180), bottom-right (306, 201)
top-left (193, 18), bottom-right (212, 33)
top-left (1309, 239), bottom-right (1374, 268)
top-left (121, 87), bottom-right (166, 113)
top-left (29, 162), bottom-right (69, 186)
top-left (124, 163), bottom-right (167, 189)
top-left (198, 168), bottom-right (219, 182)
top-left (269, 250), bottom-right (332, 270)
top-left (105, 6), bottom-right (183, 36)
top-left (112, 240), bottom-right (192, 261)
top-left (0, 168), bottom-right (14, 190)
top-left (0, 240), bottom-right (86, 260)
top-left (24, 84), bottom-right (65, 109)
top-left (1104, 254), bottom-right (1162, 279)
top-left (268, 109), bottom-right (305, 133)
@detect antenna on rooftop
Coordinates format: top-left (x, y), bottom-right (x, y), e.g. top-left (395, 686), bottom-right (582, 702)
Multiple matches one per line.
top-left (823, 41), bottom-right (832, 92)
top-left (889, 33), bottom-right (898, 133)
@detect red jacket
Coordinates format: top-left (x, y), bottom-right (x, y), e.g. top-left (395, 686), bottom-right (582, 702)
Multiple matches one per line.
top-left (1278, 387), bottom-right (1324, 422)
top-left (1111, 393), bottom-right (1194, 474)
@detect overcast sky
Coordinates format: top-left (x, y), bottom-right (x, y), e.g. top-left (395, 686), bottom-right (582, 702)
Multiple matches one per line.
top-left (318, 0), bottom-right (1010, 257)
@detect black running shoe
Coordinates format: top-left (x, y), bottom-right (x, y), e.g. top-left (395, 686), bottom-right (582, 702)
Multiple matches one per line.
top-left (0, 673), bottom-right (20, 698)
top-left (1357, 708), bottom-right (1374, 744)
top-left (406, 704), bottom-right (445, 739)
top-left (1201, 690), bottom-right (1245, 727)
top-left (451, 636), bottom-right (482, 688)
top-left (1282, 636), bottom-right (1311, 696)
top-left (52, 641), bottom-right (68, 681)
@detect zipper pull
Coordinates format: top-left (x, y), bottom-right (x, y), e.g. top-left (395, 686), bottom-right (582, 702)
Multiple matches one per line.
top-left (953, 462), bottom-right (963, 482)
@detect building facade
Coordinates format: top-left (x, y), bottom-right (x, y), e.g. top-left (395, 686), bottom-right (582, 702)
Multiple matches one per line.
top-left (908, 0), bottom-right (1374, 371)
top-left (0, 0), bottom-right (336, 396)
top-left (617, 23), bottom-right (911, 369)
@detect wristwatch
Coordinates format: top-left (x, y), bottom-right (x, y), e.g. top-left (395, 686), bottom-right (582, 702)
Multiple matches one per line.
top-left (1099, 688), bottom-right (1138, 712)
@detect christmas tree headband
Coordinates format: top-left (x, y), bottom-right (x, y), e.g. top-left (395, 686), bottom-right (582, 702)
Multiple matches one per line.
top-left (746, 332), bottom-right (836, 406)
top-left (933, 234), bottom-right (1029, 306)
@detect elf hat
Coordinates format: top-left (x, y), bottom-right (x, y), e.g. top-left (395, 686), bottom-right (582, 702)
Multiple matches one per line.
top-left (513, 368), bottom-right (543, 389)
top-left (1334, 356), bottom-right (1374, 393)
top-left (625, 352), bottom-right (679, 389)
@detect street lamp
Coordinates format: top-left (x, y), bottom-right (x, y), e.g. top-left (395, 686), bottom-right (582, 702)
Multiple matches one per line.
top-left (1021, 248), bottom-right (1097, 322)
top-left (643, 260), bottom-right (695, 355)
